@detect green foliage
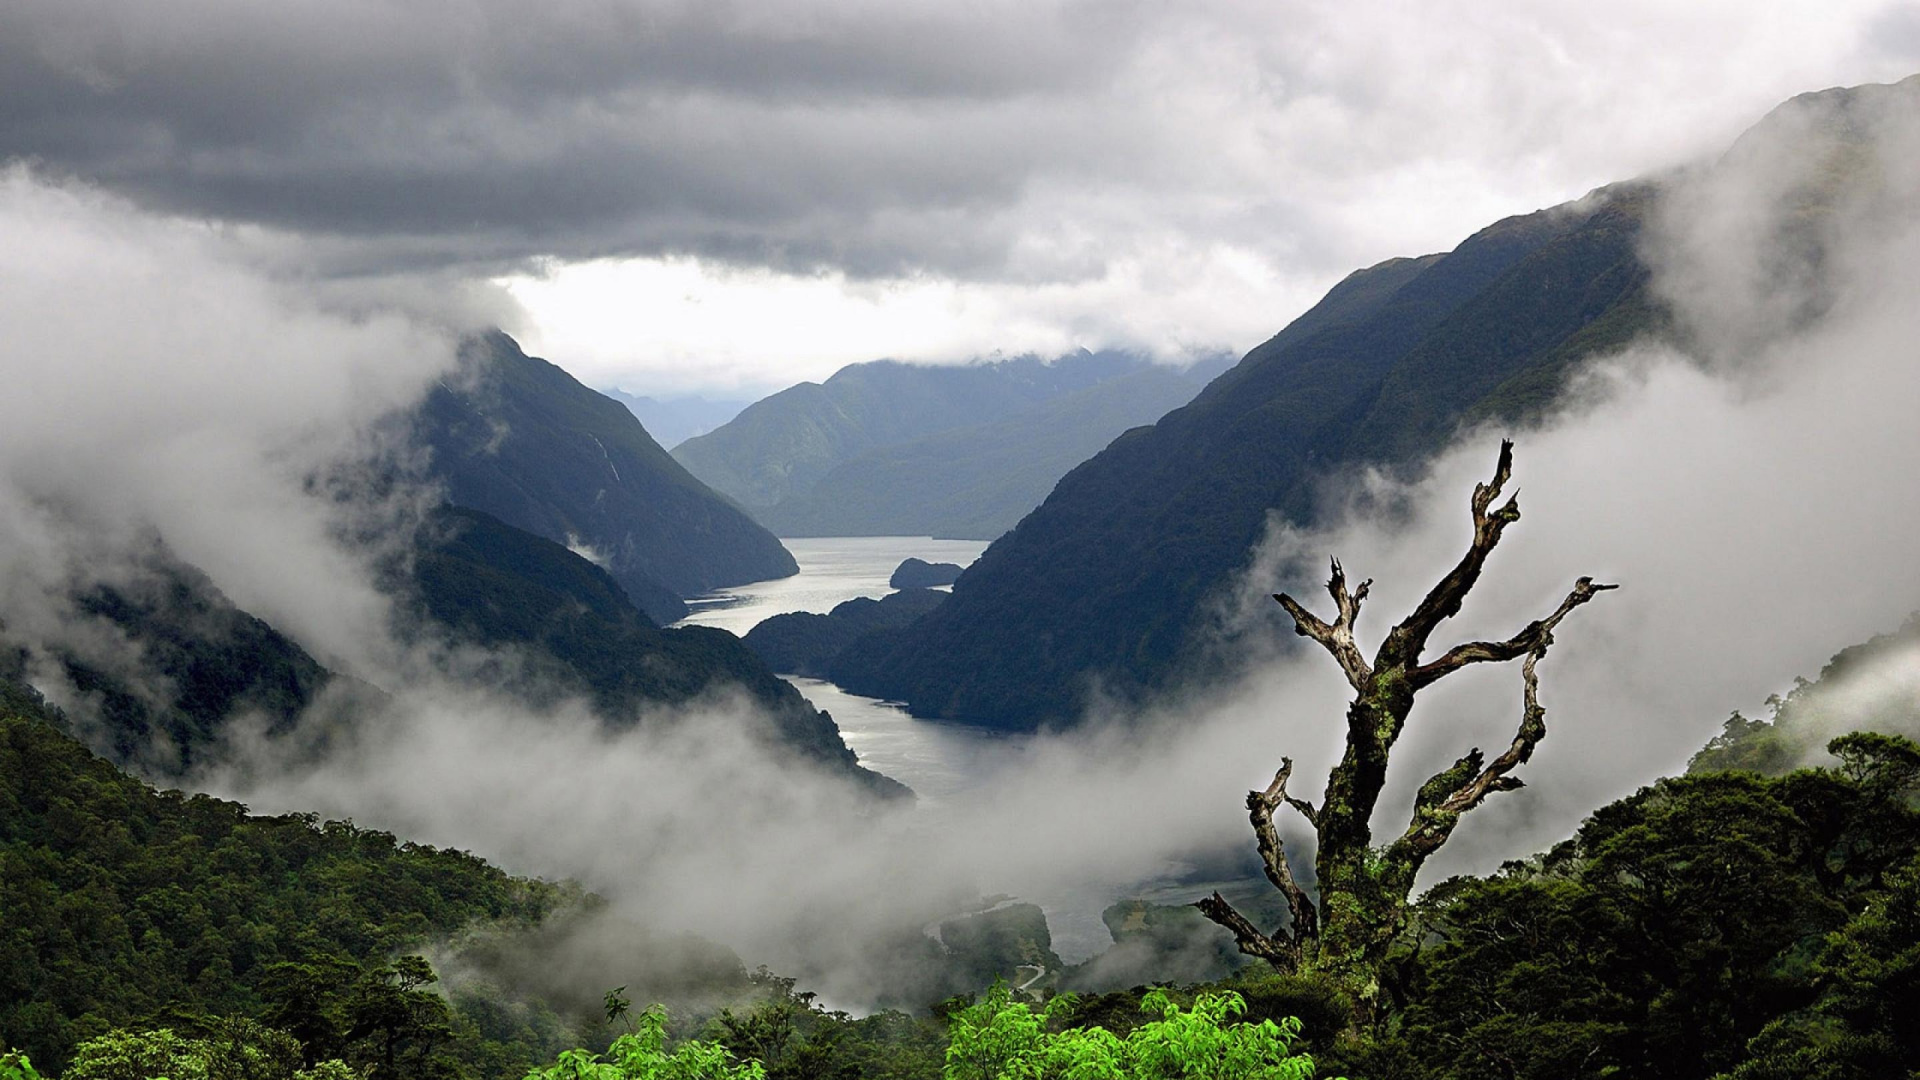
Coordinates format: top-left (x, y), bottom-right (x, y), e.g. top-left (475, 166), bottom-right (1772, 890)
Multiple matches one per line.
top-left (1362, 739), bottom-right (1920, 1080)
top-left (1690, 614), bottom-right (1920, 778)
top-left (703, 970), bottom-right (943, 1080)
top-left (1714, 851), bottom-right (1920, 1079)
top-left (62, 1021), bottom-right (306, 1080)
top-left (943, 984), bottom-right (1325, 1080)
top-left (1691, 710), bottom-right (1797, 775)
top-left (1826, 731), bottom-right (1920, 797)
top-left (336, 957), bottom-right (458, 1080)
top-left (0, 690), bottom-right (566, 1076)
top-left (521, 1007), bottom-right (763, 1080)
top-left (603, 991), bottom-right (633, 1033)
top-left (0, 1050), bottom-right (43, 1080)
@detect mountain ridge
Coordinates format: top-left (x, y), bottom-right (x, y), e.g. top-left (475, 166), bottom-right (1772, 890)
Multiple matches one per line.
top-left (415, 331), bottom-right (798, 623)
top-left (831, 190), bottom-right (1660, 726)
top-left (671, 349), bottom-right (1179, 518)
top-left (755, 355), bottom-right (1230, 539)
top-left (831, 76), bottom-right (1919, 729)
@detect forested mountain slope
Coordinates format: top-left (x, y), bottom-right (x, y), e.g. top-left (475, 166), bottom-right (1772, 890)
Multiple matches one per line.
top-left (835, 77), bottom-right (1911, 729)
top-left (0, 677), bottom-right (576, 1076)
top-left (833, 187), bottom-right (1656, 726)
top-left (670, 350), bottom-right (1160, 514)
top-left (1690, 612), bottom-right (1920, 777)
top-left (756, 357), bottom-right (1230, 540)
top-left (0, 509), bottom-right (891, 796)
top-left (415, 332), bottom-right (796, 624)
top-left (1350, 741), bottom-right (1920, 1080)
top-left (0, 547), bottom-right (362, 778)
top-left (400, 506), bottom-right (904, 794)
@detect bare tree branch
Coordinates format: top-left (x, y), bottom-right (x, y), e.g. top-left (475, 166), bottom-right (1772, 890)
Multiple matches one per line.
top-left (1407, 577), bottom-right (1618, 689)
top-left (1200, 440), bottom-right (1614, 1018)
top-left (1248, 758), bottom-right (1320, 942)
top-left (1391, 586), bottom-right (1606, 869)
top-left (1274, 558), bottom-right (1374, 692)
top-left (1376, 440), bottom-right (1522, 670)
top-left (1194, 893), bottom-right (1299, 967)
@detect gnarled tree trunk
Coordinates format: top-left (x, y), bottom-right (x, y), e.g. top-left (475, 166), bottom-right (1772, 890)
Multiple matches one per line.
top-left (1195, 441), bottom-right (1614, 1020)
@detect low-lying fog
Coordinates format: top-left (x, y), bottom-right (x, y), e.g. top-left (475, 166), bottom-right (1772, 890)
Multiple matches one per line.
top-left (5, 86), bottom-right (1920, 1008)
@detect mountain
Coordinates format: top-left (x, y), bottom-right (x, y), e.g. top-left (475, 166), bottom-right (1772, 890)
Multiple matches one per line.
top-left (0, 509), bottom-right (896, 795)
top-left (755, 357), bottom-right (1230, 539)
top-left (1689, 612), bottom-right (1920, 776)
top-left (415, 331), bottom-right (797, 623)
top-left (741, 587), bottom-right (947, 678)
top-left (670, 350), bottom-right (1165, 514)
top-left (835, 77), bottom-right (1916, 729)
top-left (0, 546), bottom-right (358, 777)
top-left (401, 505), bottom-right (906, 794)
top-left (832, 191), bottom-right (1655, 726)
top-left (600, 388), bottom-right (750, 449)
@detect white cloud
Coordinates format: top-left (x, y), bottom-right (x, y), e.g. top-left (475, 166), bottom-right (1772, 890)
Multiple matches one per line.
top-left (9, 2), bottom-right (1918, 391)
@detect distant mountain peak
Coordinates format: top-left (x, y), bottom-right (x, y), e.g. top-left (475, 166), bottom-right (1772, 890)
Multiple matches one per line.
top-left (413, 331), bottom-right (797, 623)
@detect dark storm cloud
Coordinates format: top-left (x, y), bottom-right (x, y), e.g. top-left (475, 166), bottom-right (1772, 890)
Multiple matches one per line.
top-left (4, 1), bottom-right (1913, 352)
top-left (0, 0), bottom-right (1161, 277)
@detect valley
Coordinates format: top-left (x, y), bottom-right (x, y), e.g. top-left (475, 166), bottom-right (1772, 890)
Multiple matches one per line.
top-left (4, 24), bottom-right (1920, 1080)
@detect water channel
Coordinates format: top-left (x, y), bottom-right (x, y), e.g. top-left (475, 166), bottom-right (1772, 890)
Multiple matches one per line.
top-left (676, 536), bottom-right (1028, 808)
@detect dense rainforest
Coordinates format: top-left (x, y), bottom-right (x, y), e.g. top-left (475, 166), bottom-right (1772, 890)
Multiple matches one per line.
top-left (7, 611), bottom-right (1919, 1079)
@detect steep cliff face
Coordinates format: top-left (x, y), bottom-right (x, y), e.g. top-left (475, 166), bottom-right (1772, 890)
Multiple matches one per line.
top-left (415, 331), bottom-right (797, 623)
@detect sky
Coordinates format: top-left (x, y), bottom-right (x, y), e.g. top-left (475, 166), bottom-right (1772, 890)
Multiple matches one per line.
top-left (7, 1), bottom-right (1920, 396)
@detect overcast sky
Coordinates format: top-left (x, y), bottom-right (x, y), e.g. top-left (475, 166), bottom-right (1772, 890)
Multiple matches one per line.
top-left (7, 1), bottom-right (1919, 395)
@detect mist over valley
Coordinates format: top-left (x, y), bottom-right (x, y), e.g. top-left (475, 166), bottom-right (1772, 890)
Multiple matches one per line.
top-left (4, 9), bottom-right (1920, 1079)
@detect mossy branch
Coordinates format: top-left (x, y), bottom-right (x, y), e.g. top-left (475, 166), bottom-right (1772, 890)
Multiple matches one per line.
top-left (1194, 892), bottom-right (1301, 968)
top-left (1196, 441), bottom-right (1615, 1019)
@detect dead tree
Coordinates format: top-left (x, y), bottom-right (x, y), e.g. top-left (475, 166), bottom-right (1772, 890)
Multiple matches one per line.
top-left (1194, 441), bottom-right (1614, 1015)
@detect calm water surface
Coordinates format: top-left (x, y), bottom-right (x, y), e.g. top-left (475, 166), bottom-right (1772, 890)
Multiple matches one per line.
top-left (677, 536), bottom-right (989, 637)
top-left (673, 536), bottom-right (1019, 802)
top-left (672, 536), bottom-right (1174, 959)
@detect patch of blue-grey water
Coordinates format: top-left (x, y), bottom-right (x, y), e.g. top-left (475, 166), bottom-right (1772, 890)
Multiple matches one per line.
top-left (674, 536), bottom-right (1189, 961)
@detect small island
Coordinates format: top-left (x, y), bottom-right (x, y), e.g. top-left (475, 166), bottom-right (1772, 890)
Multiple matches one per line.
top-left (744, 588), bottom-right (946, 677)
top-left (889, 557), bottom-right (965, 589)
